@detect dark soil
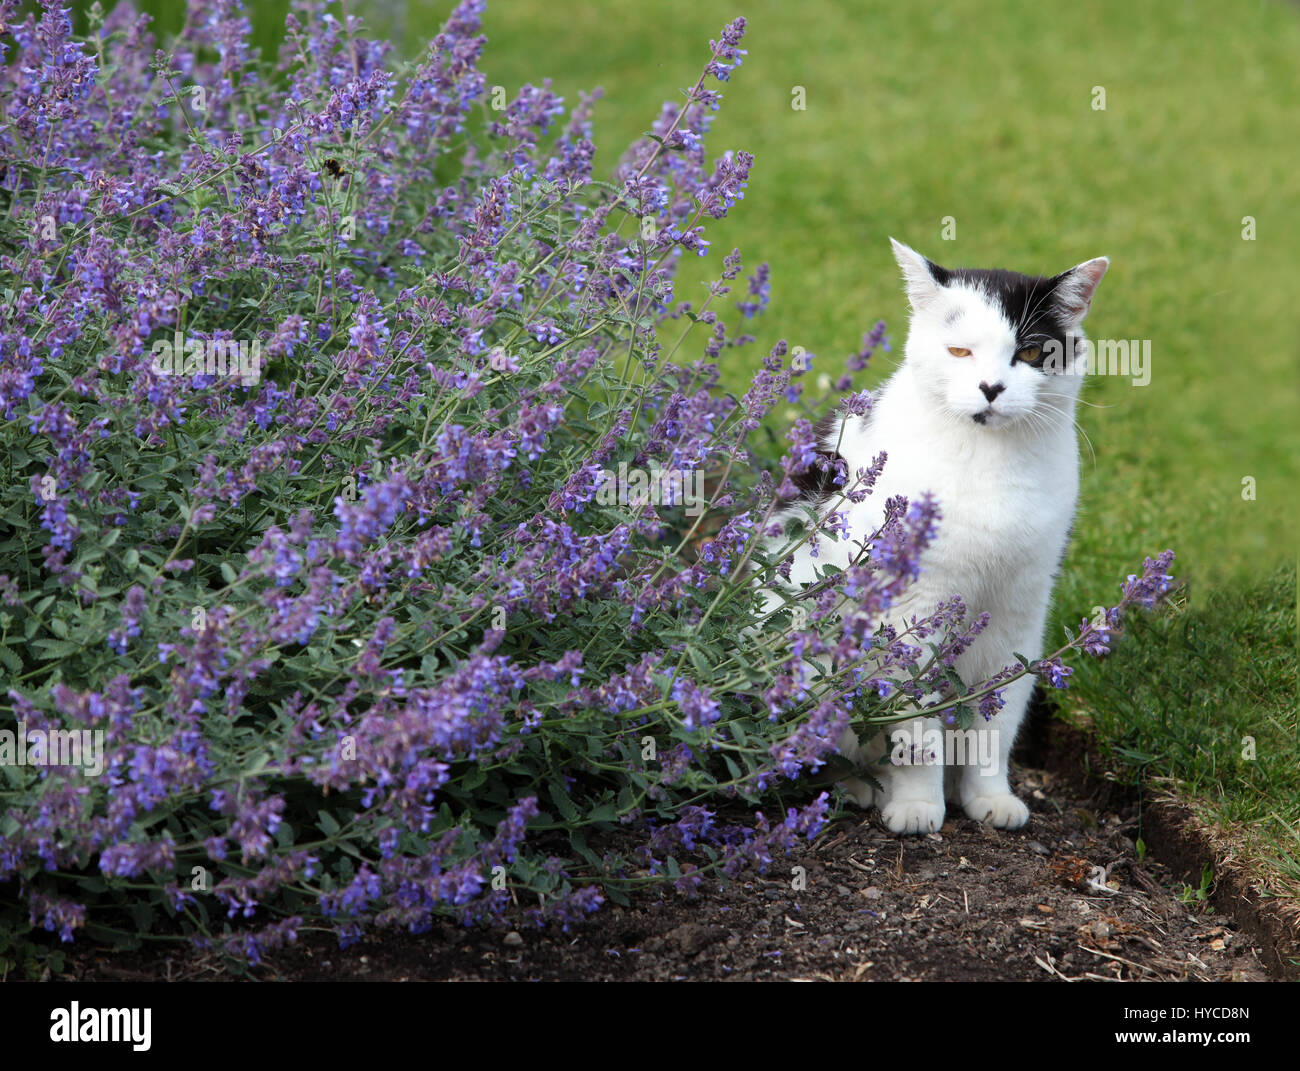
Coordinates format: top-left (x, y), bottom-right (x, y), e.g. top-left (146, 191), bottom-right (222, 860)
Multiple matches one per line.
top-left (55, 708), bottom-right (1281, 982)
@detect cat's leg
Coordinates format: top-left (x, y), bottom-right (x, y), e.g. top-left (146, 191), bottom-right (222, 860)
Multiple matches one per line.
top-left (957, 672), bottom-right (1033, 829)
top-left (873, 715), bottom-right (946, 834)
top-left (837, 725), bottom-right (875, 808)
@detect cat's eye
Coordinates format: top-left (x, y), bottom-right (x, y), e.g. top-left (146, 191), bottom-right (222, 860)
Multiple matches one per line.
top-left (947, 346), bottom-right (972, 358)
top-left (1014, 345), bottom-right (1042, 364)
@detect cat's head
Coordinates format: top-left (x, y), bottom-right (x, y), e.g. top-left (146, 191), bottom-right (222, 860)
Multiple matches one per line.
top-left (889, 238), bottom-right (1108, 430)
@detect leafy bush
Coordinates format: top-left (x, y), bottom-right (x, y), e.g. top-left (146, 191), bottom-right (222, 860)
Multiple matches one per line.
top-left (0, 0), bottom-right (1174, 968)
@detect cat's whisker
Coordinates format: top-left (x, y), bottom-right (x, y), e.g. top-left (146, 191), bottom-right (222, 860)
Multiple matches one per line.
top-left (1038, 401), bottom-right (1098, 469)
top-left (1015, 280), bottom-right (1056, 337)
top-left (1040, 391), bottom-right (1112, 410)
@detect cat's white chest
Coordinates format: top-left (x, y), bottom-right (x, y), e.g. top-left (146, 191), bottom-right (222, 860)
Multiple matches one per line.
top-left (830, 393), bottom-right (1078, 612)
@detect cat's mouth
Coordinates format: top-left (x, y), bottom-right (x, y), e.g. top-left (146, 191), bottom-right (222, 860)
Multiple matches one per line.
top-left (971, 406), bottom-right (1010, 427)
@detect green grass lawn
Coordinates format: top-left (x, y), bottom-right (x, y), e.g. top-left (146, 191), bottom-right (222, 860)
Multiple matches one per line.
top-left (134, 0), bottom-right (1298, 904)
top-left (1067, 562), bottom-right (1298, 909)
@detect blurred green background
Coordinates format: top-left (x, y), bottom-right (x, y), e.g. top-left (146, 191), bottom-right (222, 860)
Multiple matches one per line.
top-left (120, 0), bottom-right (1297, 895)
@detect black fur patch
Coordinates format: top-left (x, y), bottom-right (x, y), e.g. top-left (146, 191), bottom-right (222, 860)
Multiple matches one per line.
top-left (791, 410), bottom-right (848, 502)
top-left (926, 258), bottom-right (1080, 371)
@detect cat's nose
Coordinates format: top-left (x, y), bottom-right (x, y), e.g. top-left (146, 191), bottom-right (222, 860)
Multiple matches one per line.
top-left (979, 381), bottom-right (1005, 402)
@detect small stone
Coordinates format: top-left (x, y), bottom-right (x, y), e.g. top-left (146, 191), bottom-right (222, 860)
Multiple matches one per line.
top-left (862, 887), bottom-right (882, 900)
top-left (503, 931), bottom-right (523, 948)
top-left (1027, 841), bottom-right (1051, 856)
top-left (837, 884), bottom-right (853, 897)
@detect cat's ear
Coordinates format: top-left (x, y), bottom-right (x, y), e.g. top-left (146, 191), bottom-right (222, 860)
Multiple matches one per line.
top-left (890, 238), bottom-right (946, 309)
top-left (1052, 257), bottom-right (1109, 326)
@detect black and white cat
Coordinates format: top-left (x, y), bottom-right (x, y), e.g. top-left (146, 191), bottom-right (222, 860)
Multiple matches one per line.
top-left (760, 239), bottom-right (1108, 834)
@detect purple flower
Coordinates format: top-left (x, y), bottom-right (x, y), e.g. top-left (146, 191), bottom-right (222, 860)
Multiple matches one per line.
top-left (333, 474), bottom-right (413, 560)
top-left (671, 677), bottom-right (721, 731)
top-left (1034, 657), bottom-right (1074, 689)
top-left (737, 262), bottom-right (770, 318)
top-left (107, 584), bottom-right (147, 655)
top-left (705, 18), bottom-right (749, 83)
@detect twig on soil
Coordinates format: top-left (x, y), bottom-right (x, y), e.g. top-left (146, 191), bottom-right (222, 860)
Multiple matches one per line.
top-left (815, 830), bottom-right (850, 854)
top-left (1123, 931), bottom-right (1164, 953)
top-left (1123, 861), bottom-right (1168, 899)
top-left (1078, 944), bottom-right (1158, 977)
top-left (1033, 953), bottom-right (1073, 981)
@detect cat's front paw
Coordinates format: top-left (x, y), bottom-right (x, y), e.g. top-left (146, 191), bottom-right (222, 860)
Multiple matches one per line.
top-left (880, 799), bottom-right (944, 835)
top-left (963, 793), bottom-right (1030, 829)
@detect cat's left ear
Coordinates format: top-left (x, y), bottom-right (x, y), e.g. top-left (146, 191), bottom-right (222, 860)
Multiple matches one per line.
top-left (1052, 257), bottom-right (1109, 326)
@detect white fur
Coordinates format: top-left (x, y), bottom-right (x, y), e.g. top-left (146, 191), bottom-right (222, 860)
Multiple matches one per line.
top-left (757, 240), bottom-right (1108, 834)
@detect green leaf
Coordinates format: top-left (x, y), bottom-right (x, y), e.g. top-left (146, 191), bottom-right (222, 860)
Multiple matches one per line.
top-left (31, 638), bottom-right (79, 660)
top-left (587, 802), bottom-right (618, 823)
top-left (569, 829), bottom-right (603, 868)
top-left (953, 703), bottom-right (975, 731)
top-left (686, 644), bottom-right (710, 676)
top-left (803, 753), bottom-right (858, 785)
top-left (548, 781), bottom-right (580, 823)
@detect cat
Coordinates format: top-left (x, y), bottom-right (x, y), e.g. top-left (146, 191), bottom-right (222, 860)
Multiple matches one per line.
top-left (756, 238), bottom-right (1108, 834)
